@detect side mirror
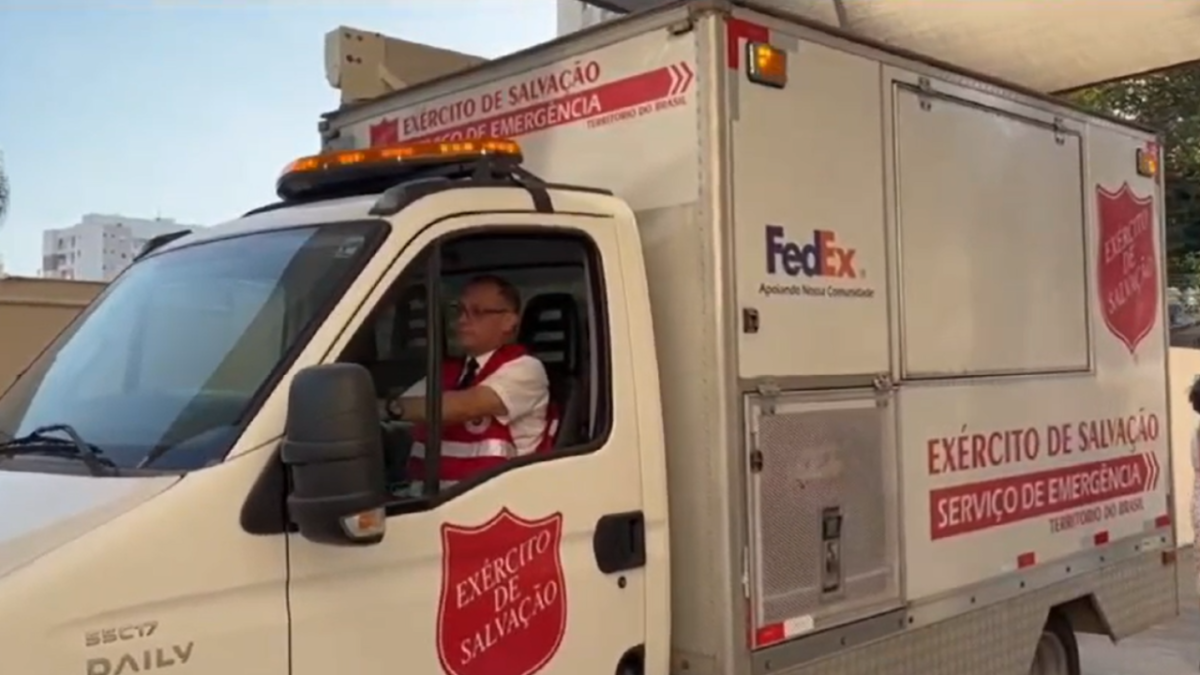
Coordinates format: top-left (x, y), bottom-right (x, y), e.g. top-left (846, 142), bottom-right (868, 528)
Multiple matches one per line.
top-left (281, 363), bottom-right (389, 546)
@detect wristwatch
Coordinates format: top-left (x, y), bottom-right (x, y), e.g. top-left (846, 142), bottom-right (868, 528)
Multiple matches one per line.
top-left (386, 398), bottom-right (405, 422)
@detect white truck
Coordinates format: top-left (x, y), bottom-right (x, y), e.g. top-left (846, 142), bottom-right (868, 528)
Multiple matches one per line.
top-left (0, 2), bottom-right (1181, 675)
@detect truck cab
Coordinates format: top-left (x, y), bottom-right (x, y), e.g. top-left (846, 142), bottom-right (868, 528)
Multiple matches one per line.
top-left (0, 139), bottom-right (670, 675)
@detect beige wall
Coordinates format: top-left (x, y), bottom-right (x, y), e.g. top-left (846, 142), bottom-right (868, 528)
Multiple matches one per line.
top-left (1170, 347), bottom-right (1200, 546)
top-left (0, 276), bottom-right (105, 391)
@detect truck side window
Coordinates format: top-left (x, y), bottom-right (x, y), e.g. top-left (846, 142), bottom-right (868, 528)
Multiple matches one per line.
top-left (339, 228), bottom-right (610, 501)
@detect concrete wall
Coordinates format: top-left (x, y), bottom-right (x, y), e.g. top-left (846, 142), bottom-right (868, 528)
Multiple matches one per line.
top-left (0, 276), bottom-right (105, 391)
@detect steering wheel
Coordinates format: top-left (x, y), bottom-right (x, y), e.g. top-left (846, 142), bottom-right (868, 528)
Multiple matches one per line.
top-left (377, 402), bottom-right (415, 492)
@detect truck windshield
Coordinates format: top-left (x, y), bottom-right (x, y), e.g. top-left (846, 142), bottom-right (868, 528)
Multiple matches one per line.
top-left (0, 220), bottom-right (384, 473)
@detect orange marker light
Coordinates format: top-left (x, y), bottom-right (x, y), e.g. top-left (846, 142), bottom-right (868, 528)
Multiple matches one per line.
top-left (340, 507), bottom-right (387, 542)
top-left (1136, 142), bottom-right (1159, 178)
top-left (746, 41), bottom-right (787, 88)
top-left (281, 138), bottom-right (522, 178)
top-left (275, 137), bottom-right (523, 200)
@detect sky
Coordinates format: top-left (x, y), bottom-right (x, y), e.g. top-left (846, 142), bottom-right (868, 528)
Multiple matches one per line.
top-left (0, 1), bottom-right (558, 275)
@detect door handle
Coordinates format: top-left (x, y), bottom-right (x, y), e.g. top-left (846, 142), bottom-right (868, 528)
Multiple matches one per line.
top-left (593, 511), bottom-right (646, 574)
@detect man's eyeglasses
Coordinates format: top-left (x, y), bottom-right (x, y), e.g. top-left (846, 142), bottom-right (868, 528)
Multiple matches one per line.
top-left (450, 303), bottom-right (514, 320)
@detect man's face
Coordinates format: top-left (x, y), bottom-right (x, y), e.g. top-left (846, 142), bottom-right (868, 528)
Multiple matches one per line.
top-left (454, 282), bottom-right (519, 355)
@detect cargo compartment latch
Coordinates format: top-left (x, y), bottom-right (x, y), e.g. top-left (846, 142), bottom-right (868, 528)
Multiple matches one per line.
top-left (820, 506), bottom-right (844, 598)
top-left (742, 307), bottom-right (760, 334)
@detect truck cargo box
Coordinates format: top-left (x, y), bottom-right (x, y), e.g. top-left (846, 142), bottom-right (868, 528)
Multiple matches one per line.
top-left (322, 2), bottom-right (1178, 673)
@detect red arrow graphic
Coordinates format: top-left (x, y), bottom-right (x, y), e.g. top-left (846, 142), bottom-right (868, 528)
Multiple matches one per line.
top-left (668, 62), bottom-right (695, 95)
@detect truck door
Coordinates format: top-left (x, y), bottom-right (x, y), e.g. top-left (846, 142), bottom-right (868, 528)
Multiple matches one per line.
top-left (286, 211), bottom-right (648, 675)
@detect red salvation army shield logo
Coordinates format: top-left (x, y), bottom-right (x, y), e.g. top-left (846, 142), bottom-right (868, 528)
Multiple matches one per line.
top-left (369, 118), bottom-right (399, 147)
top-left (1096, 183), bottom-right (1159, 354)
top-left (437, 508), bottom-right (567, 675)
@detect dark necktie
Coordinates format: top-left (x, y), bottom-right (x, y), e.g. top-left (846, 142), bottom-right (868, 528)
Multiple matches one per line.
top-left (456, 357), bottom-right (479, 390)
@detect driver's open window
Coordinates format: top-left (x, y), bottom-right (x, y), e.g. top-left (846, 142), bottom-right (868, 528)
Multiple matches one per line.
top-left (338, 228), bottom-right (610, 502)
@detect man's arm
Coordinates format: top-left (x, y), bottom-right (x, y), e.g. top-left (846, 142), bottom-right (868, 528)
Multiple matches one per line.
top-left (391, 387), bottom-right (506, 425)
top-left (389, 357), bottom-right (548, 426)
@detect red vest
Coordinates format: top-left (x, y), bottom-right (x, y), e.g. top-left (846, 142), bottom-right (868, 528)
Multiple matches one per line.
top-left (408, 344), bottom-right (557, 483)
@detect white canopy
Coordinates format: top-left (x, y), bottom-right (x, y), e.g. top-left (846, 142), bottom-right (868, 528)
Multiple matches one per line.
top-left (585, 0), bottom-right (1200, 92)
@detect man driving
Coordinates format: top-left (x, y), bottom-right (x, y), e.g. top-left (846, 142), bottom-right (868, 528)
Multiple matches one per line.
top-left (383, 274), bottom-right (552, 486)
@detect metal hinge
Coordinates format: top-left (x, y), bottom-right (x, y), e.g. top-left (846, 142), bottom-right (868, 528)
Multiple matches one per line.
top-left (872, 373), bottom-right (894, 393)
top-left (741, 546), bottom-right (751, 599)
top-left (749, 447), bottom-right (764, 474)
top-left (748, 420), bottom-right (765, 474)
top-left (917, 76), bottom-right (934, 111)
top-left (750, 380), bottom-right (778, 473)
top-left (1052, 117), bottom-right (1067, 145)
top-left (756, 380), bottom-right (781, 415)
top-left (872, 374), bottom-right (896, 407)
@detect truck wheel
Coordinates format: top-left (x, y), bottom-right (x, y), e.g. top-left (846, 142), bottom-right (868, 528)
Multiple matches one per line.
top-left (1029, 611), bottom-right (1080, 675)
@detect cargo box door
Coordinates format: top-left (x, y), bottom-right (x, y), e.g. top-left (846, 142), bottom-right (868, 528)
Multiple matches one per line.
top-left (745, 389), bottom-right (902, 648)
top-left (731, 37), bottom-right (891, 383)
top-left (890, 72), bottom-right (1089, 380)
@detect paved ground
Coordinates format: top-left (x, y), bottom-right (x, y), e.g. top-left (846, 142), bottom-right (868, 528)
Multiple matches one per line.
top-left (1080, 599), bottom-right (1200, 674)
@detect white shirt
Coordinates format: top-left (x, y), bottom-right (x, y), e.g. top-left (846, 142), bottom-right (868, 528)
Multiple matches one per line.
top-left (403, 348), bottom-right (551, 457)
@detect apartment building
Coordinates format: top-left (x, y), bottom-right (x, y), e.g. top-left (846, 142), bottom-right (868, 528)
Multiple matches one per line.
top-left (41, 214), bottom-right (200, 282)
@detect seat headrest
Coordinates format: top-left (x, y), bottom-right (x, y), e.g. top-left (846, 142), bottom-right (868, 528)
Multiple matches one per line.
top-left (390, 284), bottom-right (429, 351)
top-left (518, 293), bottom-right (581, 372)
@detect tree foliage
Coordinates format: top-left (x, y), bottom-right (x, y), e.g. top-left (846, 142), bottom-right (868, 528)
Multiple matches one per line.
top-left (1067, 65), bottom-right (1200, 281)
top-left (0, 151), bottom-right (8, 229)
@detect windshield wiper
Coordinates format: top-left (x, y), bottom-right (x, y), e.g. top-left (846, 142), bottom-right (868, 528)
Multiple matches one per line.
top-left (0, 424), bottom-right (118, 477)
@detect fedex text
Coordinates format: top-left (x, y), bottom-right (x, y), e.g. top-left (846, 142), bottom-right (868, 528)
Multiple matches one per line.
top-left (760, 225), bottom-right (873, 299)
top-left (766, 225), bottom-right (858, 279)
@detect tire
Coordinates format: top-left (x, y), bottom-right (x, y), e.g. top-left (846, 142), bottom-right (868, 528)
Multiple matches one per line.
top-left (1029, 611), bottom-right (1081, 675)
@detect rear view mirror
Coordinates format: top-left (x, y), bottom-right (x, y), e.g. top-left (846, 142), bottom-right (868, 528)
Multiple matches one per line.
top-left (281, 363), bottom-right (389, 546)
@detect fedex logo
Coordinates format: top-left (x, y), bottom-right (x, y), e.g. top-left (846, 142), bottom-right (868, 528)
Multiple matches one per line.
top-left (765, 225), bottom-right (859, 279)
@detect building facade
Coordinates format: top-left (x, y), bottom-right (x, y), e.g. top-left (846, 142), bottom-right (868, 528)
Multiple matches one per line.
top-left (41, 214), bottom-right (200, 282)
top-left (556, 0), bottom-right (623, 35)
